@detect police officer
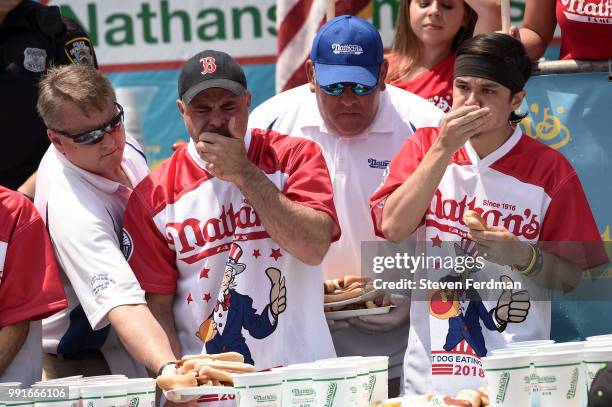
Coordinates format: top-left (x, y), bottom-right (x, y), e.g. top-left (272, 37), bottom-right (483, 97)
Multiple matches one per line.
top-left (0, 0), bottom-right (97, 194)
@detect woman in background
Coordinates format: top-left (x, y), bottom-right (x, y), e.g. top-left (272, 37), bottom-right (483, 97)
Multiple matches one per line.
top-left (386, 0), bottom-right (500, 112)
top-left (517, 0), bottom-right (612, 61)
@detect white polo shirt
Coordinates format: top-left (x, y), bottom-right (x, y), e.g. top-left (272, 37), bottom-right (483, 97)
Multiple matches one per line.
top-left (371, 126), bottom-right (608, 396)
top-left (34, 135), bottom-right (149, 377)
top-left (250, 84), bottom-right (443, 379)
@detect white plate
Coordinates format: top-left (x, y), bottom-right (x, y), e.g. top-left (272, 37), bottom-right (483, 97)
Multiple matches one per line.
top-left (164, 385), bottom-right (235, 403)
top-left (325, 305), bottom-right (393, 320)
top-left (324, 288), bottom-right (384, 308)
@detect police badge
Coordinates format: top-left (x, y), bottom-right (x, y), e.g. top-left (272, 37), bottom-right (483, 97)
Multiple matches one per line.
top-left (23, 48), bottom-right (47, 72)
top-left (65, 37), bottom-right (94, 65)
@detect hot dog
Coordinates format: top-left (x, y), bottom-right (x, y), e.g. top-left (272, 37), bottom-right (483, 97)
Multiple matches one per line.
top-left (463, 210), bottom-right (488, 231)
top-left (456, 389), bottom-right (481, 407)
top-left (156, 371), bottom-right (198, 391)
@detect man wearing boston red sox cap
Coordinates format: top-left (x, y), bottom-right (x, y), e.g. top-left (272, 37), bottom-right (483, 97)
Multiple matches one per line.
top-left (123, 49), bottom-right (341, 391)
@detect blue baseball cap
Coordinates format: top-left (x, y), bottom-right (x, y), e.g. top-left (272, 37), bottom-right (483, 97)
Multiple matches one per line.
top-left (310, 15), bottom-right (384, 88)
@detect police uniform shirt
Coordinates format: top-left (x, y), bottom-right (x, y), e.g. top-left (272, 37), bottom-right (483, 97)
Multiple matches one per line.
top-left (0, 0), bottom-right (96, 190)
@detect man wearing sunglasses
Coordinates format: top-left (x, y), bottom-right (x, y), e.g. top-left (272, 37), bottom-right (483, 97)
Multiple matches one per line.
top-left (32, 64), bottom-right (178, 382)
top-left (249, 15), bottom-right (444, 395)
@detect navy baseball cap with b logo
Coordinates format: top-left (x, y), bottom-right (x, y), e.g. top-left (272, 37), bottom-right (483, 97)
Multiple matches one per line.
top-left (178, 50), bottom-right (247, 104)
top-left (310, 15), bottom-right (384, 87)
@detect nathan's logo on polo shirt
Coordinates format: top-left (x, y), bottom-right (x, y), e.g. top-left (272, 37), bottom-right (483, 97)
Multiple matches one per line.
top-left (331, 43), bottom-right (363, 55)
top-left (121, 229), bottom-right (134, 261)
top-left (427, 189), bottom-right (541, 239)
top-left (368, 158), bottom-right (390, 170)
top-left (91, 273), bottom-right (116, 295)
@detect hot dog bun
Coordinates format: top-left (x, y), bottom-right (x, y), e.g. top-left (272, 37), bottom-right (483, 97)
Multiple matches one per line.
top-left (463, 210), bottom-right (488, 231)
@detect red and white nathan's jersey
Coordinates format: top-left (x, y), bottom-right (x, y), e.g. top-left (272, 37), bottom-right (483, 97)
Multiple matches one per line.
top-left (123, 129), bottom-right (340, 371)
top-left (557, 0), bottom-right (612, 60)
top-left (0, 187), bottom-right (67, 385)
top-left (371, 127), bottom-right (607, 396)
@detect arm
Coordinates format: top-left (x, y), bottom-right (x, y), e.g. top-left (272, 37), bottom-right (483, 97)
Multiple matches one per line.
top-left (146, 294), bottom-right (183, 359)
top-left (466, 0), bottom-right (502, 35)
top-left (0, 320), bottom-right (29, 375)
top-left (108, 304), bottom-right (177, 373)
top-left (235, 166), bottom-right (334, 265)
top-left (16, 172), bottom-right (36, 201)
top-left (518, 0), bottom-right (557, 60)
top-left (381, 106), bottom-right (492, 242)
top-left (197, 119), bottom-right (336, 265)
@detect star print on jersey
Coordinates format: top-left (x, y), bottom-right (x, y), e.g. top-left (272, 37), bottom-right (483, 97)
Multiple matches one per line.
top-left (432, 235), bottom-right (443, 248)
top-left (186, 293), bottom-right (193, 304)
top-left (270, 248), bottom-right (283, 261)
top-left (200, 267), bottom-right (210, 279)
top-left (252, 249), bottom-right (261, 259)
top-left (203, 293), bottom-right (212, 302)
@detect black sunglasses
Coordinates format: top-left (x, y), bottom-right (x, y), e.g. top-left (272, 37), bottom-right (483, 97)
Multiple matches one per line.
top-left (318, 82), bottom-right (377, 96)
top-left (53, 102), bottom-right (124, 145)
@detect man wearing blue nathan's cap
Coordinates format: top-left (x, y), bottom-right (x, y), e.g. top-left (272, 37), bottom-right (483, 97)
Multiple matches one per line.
top-left (250, 14), bottom-right (444, 395)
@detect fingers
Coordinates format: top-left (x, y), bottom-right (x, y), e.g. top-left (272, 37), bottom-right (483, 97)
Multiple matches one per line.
top-left (228, 117), bottom-right (242, 139)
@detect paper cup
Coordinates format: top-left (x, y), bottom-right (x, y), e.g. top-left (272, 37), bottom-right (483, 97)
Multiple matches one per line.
top-left (122, 379), bottom-right (155, 407)
top-left (507, 340), bottom-right (555, 348)
top-left (234, 371), bottom-right (282, 407)
top-left (79, 383), bottom-right (127, 407)
top-left (5, 402), bottom-right (33, 407)
top-left (482, 354), bottom-right (533, 407)
top-left (32, 383), bottom-right (81, 407)
top-left (80, 376), bottom-right (127, 382)
top-left (586, 334), bottom-right (612, 342)
top-left (582, 348), bottom-right (612, 390)
top-left (532, 350), bottom-right (584, 407)
top-left (360, 356), bottom-right (389, 404)
top-left (490, 347), bottom-right (536, 356)
top-left (272, 364), bottom-right (315, 407)
top-left (311, 364), bottom-right (357, 407)
top-left (535, 342), bottom-right (585, 353)
top-left (316, 358), bottom-right (370, 406)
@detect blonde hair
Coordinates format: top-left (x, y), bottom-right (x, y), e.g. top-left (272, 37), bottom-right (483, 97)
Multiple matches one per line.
top-left (387, 0), bottom-right (477, 83)
top-left (37, 64), bottom-right (115, 128)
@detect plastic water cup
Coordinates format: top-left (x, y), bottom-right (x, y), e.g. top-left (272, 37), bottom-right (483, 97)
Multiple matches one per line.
top-left (234, 371), bottom-right (282, 407)
top-left (582, 347), bottom-right (612, 390)
top-left (123, 378), bottom-right (155, 407)
top-left (311, 364), bottom-right (357, 407)
top-left (482, 354), bottom-right (533, 407)
top-left (532, 350), bottom-right (584, 407)
top-left (79, 382), bottom-right (127, 407)
top-left (272, 364), bottom-right (315, 407)
top-left (507, 340), bottom-right (555, 348)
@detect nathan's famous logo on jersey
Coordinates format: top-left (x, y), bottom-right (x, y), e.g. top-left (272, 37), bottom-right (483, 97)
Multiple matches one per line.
top-left (368, 158), bottom-right (390, 170)
top-left (165, 203), bottom-right (262, 255)
top-left (559, 0), bottom-right (612, 23)
top-left (427, 189), bottom-right (541, 239)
